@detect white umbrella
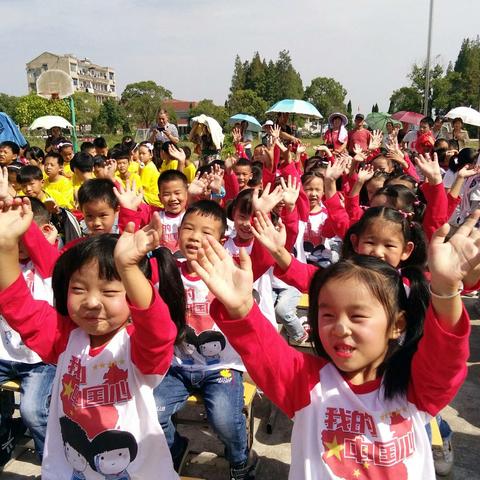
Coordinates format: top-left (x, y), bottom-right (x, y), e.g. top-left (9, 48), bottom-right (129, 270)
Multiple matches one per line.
top-left (29, 115), bottom-right (73, 130)
top-left (444, 107), bottom-right (480, 127)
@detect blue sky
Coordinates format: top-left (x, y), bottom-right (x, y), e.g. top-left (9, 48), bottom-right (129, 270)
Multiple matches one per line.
top-left (1, 0), bottom-right (479, 115)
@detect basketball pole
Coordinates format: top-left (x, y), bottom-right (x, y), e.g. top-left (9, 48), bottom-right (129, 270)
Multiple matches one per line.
top-left (69, 97), bottom-right (79, 152)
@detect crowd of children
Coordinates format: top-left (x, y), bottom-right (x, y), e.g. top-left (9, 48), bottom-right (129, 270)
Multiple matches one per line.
top-left (0, 111), bottom-right (478, 479)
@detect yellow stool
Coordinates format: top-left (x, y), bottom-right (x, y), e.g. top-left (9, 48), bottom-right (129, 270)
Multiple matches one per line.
top-left (175, 380), bottom-right (257, 450)
top-left (430, 418), bottom-right (442, 447)
top-left (0, 380), bottom-right (21, 392)
top-left (298, 293), bottom-right (309, 309)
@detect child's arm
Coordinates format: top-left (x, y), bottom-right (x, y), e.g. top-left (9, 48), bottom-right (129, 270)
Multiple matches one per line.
top-left (114, 180), bottom-right (150, 232)
top-left (408, 215), bottom-right (479, 415)
top-left (192, 235), bottom-right (326, 418)
top-left (114, 215), bottom-right (176, 374)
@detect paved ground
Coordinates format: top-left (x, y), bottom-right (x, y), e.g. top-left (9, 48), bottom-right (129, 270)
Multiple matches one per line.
top-left (2, 297), bottom-right (480, 479)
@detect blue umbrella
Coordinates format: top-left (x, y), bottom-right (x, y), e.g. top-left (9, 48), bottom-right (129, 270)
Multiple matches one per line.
top-left (266, 99), bottom-right (323, 118)
top-left (229, 113), bottom-right (262, 132)
top-left (0, 112), bottom-right (27, 146)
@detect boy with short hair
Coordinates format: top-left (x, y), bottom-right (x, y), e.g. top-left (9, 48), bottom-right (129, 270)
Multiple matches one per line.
top-left (43, 152), bottom-right (74, 204)
top-left (114, 153), bottom-right (142, 188)
top-left (153, 200), bottom-right (256, 479)
top-left (233, 158), bottom-right (253, 191)
top-left (0, 141), bottom-right (20, 167)
top-left (80, 140), bottom-right (96, 157)
top-left (93, 136), bottom-right (108, 157)
top-left (416, 116), bottom-right (435, 155)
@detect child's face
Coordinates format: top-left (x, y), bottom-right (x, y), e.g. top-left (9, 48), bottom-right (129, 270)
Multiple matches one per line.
top-left (61, 147), bottom-right (74, 163)
top-left (304, 177), bottom-right (324, 208)
top-left (138, 146), bottom-right (152, 164)
top-left (419, 122), bottom-right (431, 134)
top-left (0, 146), bottom-right (16, 166)
top-left (371, 156), bottom-right (392, 173)
top-left (82, 200), bottom-right (117, 235)
top-left (7, 170), bottom-right (21, 192)
top-left (67, 260), bottom-right (130, 348)
top-left (116, 158), bottom-right (129, 175)
top-left (253, 146), bottom-right (268, 164)
top-left (21, 179), bottom-right (44, 198)
top-left (233, 209), bottom-right (253, 242)
top-left (350, 219), bottom-right (413, 268)
top-left (85, 147), bottom-right (96, 157)
top-left (95, 147), bottom-right (108, 157)
top-left (93, 164), bottom-right (107, 178)
top-left (44, 157), bottom-right (61, 180)
top-left (317, 276), bottom-right (402, 384)
top-left (366, 177), bottom-right (385, 203)
top-left (159, 180), bottom-right (187, 215)
top-left (95, 447), bottom-right (131, 474)
top-left (179, 211), bottom-right (224, 262)
top-left (234, 165), bottom-right (252, 189)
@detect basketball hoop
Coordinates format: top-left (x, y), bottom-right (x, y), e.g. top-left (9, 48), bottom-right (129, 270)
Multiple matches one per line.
top-left (51, 93), bottom-right (60, 100)
top-left (36, 70), bottom-right (74, 99)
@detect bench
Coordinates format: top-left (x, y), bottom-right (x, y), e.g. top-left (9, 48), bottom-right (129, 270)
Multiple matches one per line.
top-left (175, 380), bottom-right (257, 450)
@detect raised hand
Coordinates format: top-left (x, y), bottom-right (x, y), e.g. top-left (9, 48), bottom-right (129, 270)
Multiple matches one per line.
top-left (0, 167), bottom-right (14, 202)
top-left (224, 155), bottom-right (238, 171)
top-left (458, 164), bottom-right (480, 179)
top-left (168, 144), bottom-right (186, 163)
top-left (280, 175), bottom-right (300, 210)
top-left (114, 214), bottom-right (161, 270)
top-left (113, 179), bottom-right (144, 210)
top-left (325, 156), bottom-right (348, 181)
top-left (188, 172), bottom-right (209, 198)
top-left (414, 153), bottom-right (442, 184)
top-left (251, 211), bottom-right (286, 253)
top-left (191, 235), bottom-right (254, 319)
top-left (0, 197), bottom-right (33, 251)
top-left (252, 182), bottom-right (284, 214)
top-left (369, 130), bottom-right (383, 150)
top-left (357, 164), bottom-right (375, 183)
top-left (104, 158), bottom-right (117, 179)
top-left (207, 164), bottom-right (224, 194)
top-left (232, 127), bottom-right (242, 144)
top-left (271, 125), bottom-right (281, 142)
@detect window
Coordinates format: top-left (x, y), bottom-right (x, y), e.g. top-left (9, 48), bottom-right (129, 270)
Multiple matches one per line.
top-left (109, 72), bottom-right (114, 80)
top-left (70, 63), bottom-right (77, 72)
top-left (73, 79), bottom-right (78, 86)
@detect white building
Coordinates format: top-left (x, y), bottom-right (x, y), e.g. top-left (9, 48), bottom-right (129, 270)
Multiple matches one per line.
top-left (26, 52), bottom-right (116, 102)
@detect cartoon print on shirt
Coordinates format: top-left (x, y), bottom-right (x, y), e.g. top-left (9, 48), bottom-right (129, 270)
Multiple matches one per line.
top-left (177, 325), bottom-right (198, 365)
top-left (196, 331), bottom-right (226, 365)
top-left (321, 408), bottom-right (411, 479)
top-left (59, 416), bottom-right (91, 480)
top-left (89, 430), bottom-right (138, 480)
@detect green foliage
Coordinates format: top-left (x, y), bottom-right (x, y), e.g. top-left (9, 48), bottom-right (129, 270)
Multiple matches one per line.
top-left (0, 93), bottom-right (20, 122)
top-left (189, 99), bottom-right (228, 126)
top-left (371, 103), bottom-right (379, 113)
top-left (94, 99), bottom-right (126, 134)
top-left (15, 94), bottom-right (71, 126)
top-left (120, 81), bottom-right (172, 128)
top-left (388, 86), bottom-right (422, 113)
top-left (304, 77), bottom-right (347, 118)
top-left (71, 92), bottom-right (101, 130)
top-left (226, 89), bottom-right (268, 121)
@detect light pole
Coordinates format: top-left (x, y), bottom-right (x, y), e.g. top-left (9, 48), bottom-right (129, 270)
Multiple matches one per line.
top-left (423, 0), bottom-right (434, 116)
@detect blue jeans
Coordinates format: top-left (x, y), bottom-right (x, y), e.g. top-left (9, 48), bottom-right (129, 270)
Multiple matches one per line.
top-left (0, 360), bottom-right (56, 458)
top-left (272, 287), bottom-right (304, 341)
top-left (153, 366), bottom-right (248, 466)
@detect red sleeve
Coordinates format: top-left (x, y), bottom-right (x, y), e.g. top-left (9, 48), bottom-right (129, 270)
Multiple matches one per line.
top-left (210, 300), bottom-right (327, 418)
top-left (262, 165), bottom-right (276, 188)
top-left (345, 194), bottom-right (363, 225)
top-left (296, 185), bottom-right (310, 222)
top-left (321, 192), bottom-right (350, 239)
top-left (224, 170), bottom-right (240, 202)
top-left (118, 204), bottom-right (152, 232)
top-left (407, 304), bottom-right (470, 416)
top-left (420, 182), bottom-right (448, 241)
top-left (0, 274), bottom-right (73, 363)
top-left (273, 256), bottom-right (319, 294)
top-left (282, 207), bottom-right (300, 252)
top-left (129, 283), bottom-right (177, 375)
top-left (21, 221), bottom-right (60, 278)
top-left (447, 193), bottom-right (461, 218)
top-left (402, 153), bottom-right (419, 180)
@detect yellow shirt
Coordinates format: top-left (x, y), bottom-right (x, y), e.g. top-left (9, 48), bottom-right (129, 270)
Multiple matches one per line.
top-left (183, 163), bottom-right (197, 184)
top-left (115, 172), bottom-right (142, 190)
top-left (40, 189), bottom-right (73, 210)
top-left (128, 161), bottom-right (140, 175)
top-left (140, 161), bottom-right (161, 207)
top-left (159, 159), bottom-right (178, 174)
top-left (63, 163), bottom-right (73, 179)
top-left (44, 176), bottom-right (74, 209)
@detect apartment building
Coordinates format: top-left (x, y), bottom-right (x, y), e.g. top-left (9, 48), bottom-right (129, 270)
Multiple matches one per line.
top-left (26, 52), bottom-right (116, 102)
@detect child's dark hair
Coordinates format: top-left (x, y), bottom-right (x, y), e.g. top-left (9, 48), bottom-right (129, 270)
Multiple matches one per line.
top-left (448, 147), bottom-right (477, 173)
top-left (109, 146), bottom-right (130, 161)
top-left (80, 141), bottom-right (95, 152)
top-left (248, 164), bottom-right (262, 187)
top-left (420, 116), bottom-right (434, 128)
top-left (359, 170), bottom-right (390, 206)
top-left (158, 170), bottom-right (188, 190)
top-left (384, 173), bottom-right (418, 191)
top-left (58, 141), bottom-right (73, 152)
top-left (25, 146), bottom-right (45, 164)
top-left (0, 141), bottom-right (20, 155)
top-left (301, 171), bottom-right (325, 187)
top-left (77, 179), bottom-right (119, 210)
top-left (93, 137), bottom-right (107, 149)
top-left (17, 165), bottom-right (43, 184)
top-left (89, 430), bottom-right (137, 471)
top-left (71, 152), bottom-right (94, 173)
top-left (181, 145), bottom-right (191, 159)
top-left (372, 184), bottom-right (425, 222)
top-left (308, 254), bottom-right (428, 400)
top-left (93, 155), bottom-right (106, 168)
top-left (59, 416), bottom-right (89, 458)
top-left (151, 247), bottom-right (186, 344)
top-left (182, 200), bottom-right (227, 237)
top-left (45, 151), bottom-right (64, 166)
top-left (342, 206), bottom-right (427, 268)
top-left (235, 158), bottom-right (252, 169)
top-left (28, 197), bottom-right (52, 226)
top-left (227, 188), bottom-right (254, 220)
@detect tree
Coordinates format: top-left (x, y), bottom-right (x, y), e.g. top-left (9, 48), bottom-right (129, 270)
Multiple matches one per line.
top-left (388, 86), bottom-right (422, 113)
top-left (120, 81), bottom-right (172, 128)
top-left (15, 94), bottom-right (71, 127)
top-left (244, 52), bottom-right (267, 99)
top-left (226, 89), bottom-right (268, 121)
top-left (304, 77), bottom-right (347, 118)
top-left (230, 55), bottom-right (247, 94)
top-left (94, 99), bottom-right (126, 134)
top-left (0, 94), bottom-right (20, 122)
top-left (273, 50), bottom-right (303, 102)
top-left (454, 37), bottom-right (480, 108)
top-left (189, 99), bottom-right (228, 126)
top-left (71, 92), bottom-right (101, 131)
top-left (371, 103), bottom-right (379, 113)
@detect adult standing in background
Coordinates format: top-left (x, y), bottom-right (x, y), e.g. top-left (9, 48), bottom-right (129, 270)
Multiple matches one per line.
top-left (446, 117), bottom-right (470, 150)
top-left (148, 109), bottom-right (180, 145)
top-left (347, 113), bottom-right (371, 153)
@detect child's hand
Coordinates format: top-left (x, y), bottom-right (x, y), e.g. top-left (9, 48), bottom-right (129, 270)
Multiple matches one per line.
top-left (0, 167), bottom-right (13, 202)
top-left (251, 211), bottom-right (286, 254)
top-left (414, 153), bottom-right (442, 184)
top-left (0, 197), bottom-right (33, 250)
top-left (458, 164), bottom-right (480, 179)
top-left (280, 175), bottom-right (300, 210)
top-left (168, 144), bottom-right (186, 163)
top-left (104, 158), bottom-right (117, 179)
top-left (232, 127), bottom-right (242, 144)
top-left (207, 164), bottom-right (224, 194)
top-left (224, 155), bottom-right (238, 171)
top-left (429, 211), bottom-right (480, 293)
top-left (252, 183), bottom-right (284, 214)
top-left (368, 130), bottom-right (383, 150)
top-left (113, 180), bottom-right (144, 210)
top-left (188, 172), bottom-right (209, 198)
top-left (357, 164), bottom-right (375, 183)
top-left (114, 214), bottom-right (162, 270)
top-left (325, 156), bottom-right (348, 182)
top-left (191, 235), bottom-right (254, 319)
